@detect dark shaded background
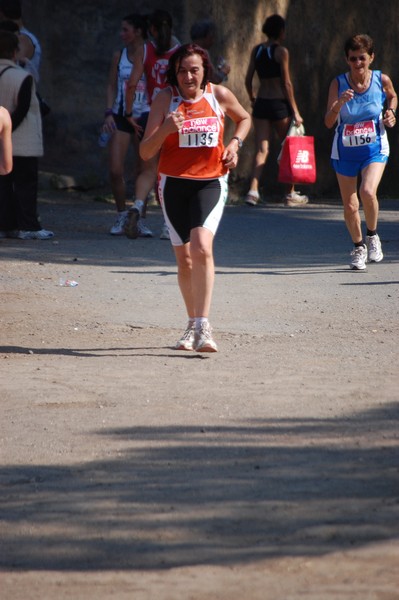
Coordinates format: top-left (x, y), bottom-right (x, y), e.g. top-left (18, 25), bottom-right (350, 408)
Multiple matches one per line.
top-left (22, 0), bottom-right (399, 198)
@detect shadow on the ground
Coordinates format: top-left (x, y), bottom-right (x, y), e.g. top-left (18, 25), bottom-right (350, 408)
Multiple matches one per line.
top-left (0, 345), bottom-right (207, 359)
top-left (1, 403), bottom-right (398, 570)
top-left (0, 192), bottom-right (398, 269)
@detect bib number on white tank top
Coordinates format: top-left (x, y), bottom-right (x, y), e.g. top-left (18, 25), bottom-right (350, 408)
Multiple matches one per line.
top-left (134, 80), bottom-right (147, 104)
top-left (124, 79), bottom-right (147, 107)
top-left (178, 117), bottom-right (219, 148)
top-left (342, 120), bottom-right (376, 147)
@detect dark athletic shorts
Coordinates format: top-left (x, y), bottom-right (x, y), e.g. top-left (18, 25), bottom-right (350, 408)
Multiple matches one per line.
top-left (112, 111), bottom-right (149, 140)
top-left (157, 174), bottom-right (228, 246)
top-left (252, 98), bottom-right (292, 121)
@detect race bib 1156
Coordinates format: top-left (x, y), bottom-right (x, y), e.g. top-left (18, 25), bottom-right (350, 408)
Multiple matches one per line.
top-left (342, 120), bottom-right (376, 147)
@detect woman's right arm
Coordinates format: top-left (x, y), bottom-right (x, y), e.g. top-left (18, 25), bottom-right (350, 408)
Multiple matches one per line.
top-left (0, 106), bottom-right (12, 175)
top-left (139, 90), bottom-right (181, 160)
top-left (244, 46), bottom-right (257, 104)
top-left (324, 78), bottom-right (354, 128)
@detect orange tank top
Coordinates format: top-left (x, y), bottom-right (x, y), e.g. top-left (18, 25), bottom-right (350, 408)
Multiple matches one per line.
top-left (158, 83), bottom-right (228, 179)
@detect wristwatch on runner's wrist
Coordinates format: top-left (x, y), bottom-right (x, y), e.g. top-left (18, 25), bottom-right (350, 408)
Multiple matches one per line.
top-left (231, 136), bottom-right (243, 149)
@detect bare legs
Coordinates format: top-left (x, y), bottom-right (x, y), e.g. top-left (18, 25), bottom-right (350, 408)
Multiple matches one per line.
top-left (247, 118), bottom-right (272, 197)
top-left (247, 115), bottom-right (295, 199)
top-left (336, 162), bottom-right (385, 242)
top-left (173, 227), bottom-right (215, 319)
top-left (108, 130), bottom-right (131, 212)
top-left (274, 117), bottom-right (296, 196)
top-left (134, 155), bottom-right (157, 216)
top-left (108, 131), bottom-right (156, 212)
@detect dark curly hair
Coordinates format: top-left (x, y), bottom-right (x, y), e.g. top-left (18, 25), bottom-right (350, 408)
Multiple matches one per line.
top-left (344, 34), bottom-right (374, 57)
top-left (166, 43), bottom-right (211, 89)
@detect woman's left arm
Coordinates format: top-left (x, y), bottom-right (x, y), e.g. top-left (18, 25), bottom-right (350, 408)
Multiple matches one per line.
top-left (214, 85), bottom-right (251, 169)
top-left (382, 73), bottom-right (398, 128)
top-left (277, 46), bottom-right (303, 126)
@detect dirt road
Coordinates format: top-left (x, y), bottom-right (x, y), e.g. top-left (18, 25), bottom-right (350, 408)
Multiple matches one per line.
top-left (1, 191), bottom-right (398, 599)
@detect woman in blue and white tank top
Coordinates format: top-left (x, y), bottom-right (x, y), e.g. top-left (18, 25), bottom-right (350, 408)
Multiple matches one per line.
top-left (325, 34), bottom-right (397, 270)
top-left (102, 14), bottom-right (156, 237)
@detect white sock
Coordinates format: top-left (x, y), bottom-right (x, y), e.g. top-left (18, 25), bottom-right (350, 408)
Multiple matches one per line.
top-left (195, 317), bottom-right (208, 329)
top-left (133, 199), bottom-right (144, 215)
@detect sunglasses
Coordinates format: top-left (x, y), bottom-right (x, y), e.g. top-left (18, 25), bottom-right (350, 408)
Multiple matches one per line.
top-left (348, 55), bottom-right (368, 62)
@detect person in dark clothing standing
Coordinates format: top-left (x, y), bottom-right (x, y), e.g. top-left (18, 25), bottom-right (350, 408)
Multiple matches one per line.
top-left (0, 30), bottom-right (53, 239)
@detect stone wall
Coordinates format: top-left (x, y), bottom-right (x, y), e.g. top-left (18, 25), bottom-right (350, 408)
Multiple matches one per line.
top-left (23, 0), bottom-right (399, 197)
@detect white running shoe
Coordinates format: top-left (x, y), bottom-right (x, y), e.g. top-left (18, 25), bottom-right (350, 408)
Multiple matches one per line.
top-left (366, 234), bottom-right (383, 263)
top-left (17, 229), bottom-right (54, 240)
top-left (137, 220), bottom-right (153, 238)
top-left (194, 321), bottom-right (218, 353)
top-left (110, 211), bottom-right (128, 235)
top-left (284, 191), bottom-right (309, 207)
top-left (350, 245), bottom-right (367, 270)
top-left (160, 222), bottom-right (170, 240)
top-left (124, 207), bottom-right (140, 239)
top-left (175, 324), bottom-right (195, 351)
top-left (244, 191), bottom-right (260, 206)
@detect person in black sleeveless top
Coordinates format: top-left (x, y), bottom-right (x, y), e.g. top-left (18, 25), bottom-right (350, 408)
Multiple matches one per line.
top-left (244, 14), bottom-right (308, 207)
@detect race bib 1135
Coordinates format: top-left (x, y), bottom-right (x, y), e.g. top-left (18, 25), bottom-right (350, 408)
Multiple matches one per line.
top-left (179, 117), bottom-right (219, 148)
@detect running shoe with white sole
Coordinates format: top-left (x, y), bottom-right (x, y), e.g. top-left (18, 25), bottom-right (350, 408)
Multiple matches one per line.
top-left (124, 207), bottom-right (140, 239)
top-left (194, 321), bottom-right (218, 353)
top-left (160, 222), bottom-right (170, 240)
top-left (244, 191), bottom-right (259, 206)
top-left (284, 191), bottom-right (309, 207)
top-left (17, 229), bottom-right (54, 240)
top-left (110, 210), bottom-right (128, 235)
top-left (175, 323), bottom-right (195, 351)
top-left (366, 234), bottom-right (383, 263)
top-left (137, 220), bottom-right (154, 238)
top-left (350, 245), bottom-right (367, 270)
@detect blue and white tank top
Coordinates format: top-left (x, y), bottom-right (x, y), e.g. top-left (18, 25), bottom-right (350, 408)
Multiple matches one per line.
top-left (331, 70), bottom-right (388, 161)
top-left (112, 47), bottom-right (149, 118)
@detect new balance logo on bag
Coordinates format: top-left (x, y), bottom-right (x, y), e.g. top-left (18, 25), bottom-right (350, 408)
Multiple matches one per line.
top-left (278, 135), bottom-right (316, 184)
top-left (293, 150), bottom-right (313, 170)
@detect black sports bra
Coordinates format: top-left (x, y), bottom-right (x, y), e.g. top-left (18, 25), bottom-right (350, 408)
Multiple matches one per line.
top-left (254, 44), bottom-right (281, 79)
